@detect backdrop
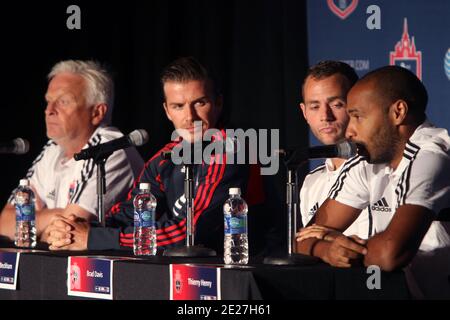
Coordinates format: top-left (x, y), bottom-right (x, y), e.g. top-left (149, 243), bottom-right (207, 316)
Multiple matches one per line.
top-left (307, 0), bottom-right (450, 148)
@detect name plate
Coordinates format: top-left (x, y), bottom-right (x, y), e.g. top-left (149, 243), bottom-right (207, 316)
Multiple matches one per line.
top-left (170, 264), bottom-right (221, 300)
top-left (0, 250), bottom-right (20, 290)
top-left (67, 256), bottom-right (133, 300)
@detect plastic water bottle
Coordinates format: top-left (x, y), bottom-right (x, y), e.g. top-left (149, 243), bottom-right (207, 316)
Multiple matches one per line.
top-left (14, 179), bottom-right (37, 248)
top-left (224, 187), bottom-right (249, 265)
top-left (133, 183), bottom-right (157, 256)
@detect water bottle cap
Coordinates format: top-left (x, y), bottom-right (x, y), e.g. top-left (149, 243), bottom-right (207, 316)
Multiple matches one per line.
top-left (19, 179), bottom-right (29, 187)
top-left (139, 183), bottom-right (150, 191)
top-left (229, 187), bottom-right (241, 195)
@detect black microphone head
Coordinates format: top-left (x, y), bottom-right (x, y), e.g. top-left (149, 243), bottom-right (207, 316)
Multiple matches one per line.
top-left (336, 140), bottom-right (357, 159)
top-left (13, 138), bottom-right (29, 155)
top-left (161, 150), bottom-right (172, 160)
top-left (128, 129), bottom-right (149, 147)
top-left (275, 149), bottom-right (288, 157)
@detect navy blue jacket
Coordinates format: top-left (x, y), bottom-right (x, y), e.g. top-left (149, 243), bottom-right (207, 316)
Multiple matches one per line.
top-left (87, 129), bottom-right (278, 254)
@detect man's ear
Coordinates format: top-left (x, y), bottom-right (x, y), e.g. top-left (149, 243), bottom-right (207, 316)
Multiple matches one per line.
top-left (390, 100), bottom-right (408, 126)
top-left (163, 102), bottom-right (172, 121)
top-left (91, 104), bottom-right (107, 126)
top-left (300, 103), bottom-right (307, 121)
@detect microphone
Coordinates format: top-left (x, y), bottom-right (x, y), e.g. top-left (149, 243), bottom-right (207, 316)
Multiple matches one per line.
top-left (74, 129), bottom-right (149, 161)
top-left (279, 140), bottom-right (357, 166)
top-left (0, 138), bottom-right (30, 155)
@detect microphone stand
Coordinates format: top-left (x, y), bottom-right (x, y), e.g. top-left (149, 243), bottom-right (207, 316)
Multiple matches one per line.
top-left (96, 157), bottom-right (109, 227)
top-left (263, 156), bottom-right (319, 265)
top-left (76, 151), bottom-right (113, 227)
top-left (163, 147), bottom-right (216, 257)
top-left (73, 130), bottom-right (149, 227)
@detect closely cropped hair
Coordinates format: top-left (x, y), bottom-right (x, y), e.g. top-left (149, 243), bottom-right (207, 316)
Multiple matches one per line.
top-left (302, 60), bottom-right (359, 99)
top-left (360, 65), bottom-right (428, 122)
top-left (161, 57), bottom-right (219, 98)
top-left (48, 60), bottom-right (114, 125)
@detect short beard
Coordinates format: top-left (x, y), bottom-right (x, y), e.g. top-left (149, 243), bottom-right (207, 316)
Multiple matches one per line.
top-left (369, 122), bottom-right (400, 164)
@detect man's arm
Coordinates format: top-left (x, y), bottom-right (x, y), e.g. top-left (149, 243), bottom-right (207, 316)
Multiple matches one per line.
top-left (0, 204), bottom-right (17, 240)
top-left (363, 204), bottom-right (434, 271)
top-left (296, 198), bottom-right (367, 266)
top-left (0, 203), bottom-right (95, 241)
top-left (297, 202), bottom-right (434, 270)
top-left (38, 204), bottom-right (96, 241)
top-left (313, 198), bottom-right (362, 229)
top-left (0, 204), bottom-right (65, 240)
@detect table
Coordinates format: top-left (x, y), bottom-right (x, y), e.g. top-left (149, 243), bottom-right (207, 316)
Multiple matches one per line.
top-left (0, 245), bottom-right (410, 300)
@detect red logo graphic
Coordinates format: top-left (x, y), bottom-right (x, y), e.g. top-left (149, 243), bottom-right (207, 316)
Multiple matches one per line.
top-left (68, 181), bottom-right (77, 202)
top-left (390, 18), bottom-right (422, 80)
top-left (70, 263), bottom-right (81, 290)
top-left (175, 269), bottom-right (183, 294)
top-left (327, 0), bottom-right (359, 20)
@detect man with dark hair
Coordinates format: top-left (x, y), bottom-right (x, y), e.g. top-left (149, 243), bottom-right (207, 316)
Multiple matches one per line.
top-left (297, 61), bottom-right (370, 240)
top-left (160, 57), bottom-right (223, 144)
top-left (301, 60), bottom-right (359, 100)
top-left (297, 66), bottom-right (450, 299)
top-left (45, 57), bottom-right (271, 256)
top-left (161, 56), bottom-right (219, 95)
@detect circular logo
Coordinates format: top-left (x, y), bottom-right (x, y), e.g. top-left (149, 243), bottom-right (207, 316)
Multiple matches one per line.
top-left (141, 211), bottom-right (152, 221)
top-left (230, 217), bottom-right (243, 228)
top-left (445, 48), bottom-right (450, 80)
top-left (21, 205), bottom-right (33, 216)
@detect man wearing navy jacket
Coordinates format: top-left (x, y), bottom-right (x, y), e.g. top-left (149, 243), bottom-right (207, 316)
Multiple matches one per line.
top-left (45, 57), bottom-right (280, 255)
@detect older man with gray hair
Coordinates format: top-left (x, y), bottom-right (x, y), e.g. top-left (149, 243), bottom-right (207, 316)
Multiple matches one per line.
top-left (0, 60), bottom-right (143, 242)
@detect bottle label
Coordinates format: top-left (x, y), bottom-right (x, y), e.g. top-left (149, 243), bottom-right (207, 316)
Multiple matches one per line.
top-left (224, 216), bottom-right (247, 235)
top-left (134, 209), bottom-right (155, 228)
top-left (15, 204), bottom-right (35, 222)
